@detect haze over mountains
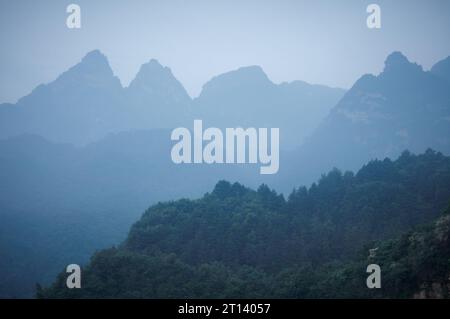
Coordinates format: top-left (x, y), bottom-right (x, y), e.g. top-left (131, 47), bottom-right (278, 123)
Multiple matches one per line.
top-left (280, 52), bottom-right (450, 188)
top-left (1, 50), bottom-right (450, 298)
top-left (0, 50), bottom-right (344, 297)
top-left (0, 50), bottom-right (344, 147)
top-left (194, 65), bottom-right (344, 147)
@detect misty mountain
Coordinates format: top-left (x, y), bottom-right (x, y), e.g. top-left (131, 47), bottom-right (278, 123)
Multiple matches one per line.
top-left (2, 50), bottom-right (450, 298)
top-left (0, 51), bottom-right (192, 145)
top-left (281, 52), bottom-right (450, 188)
top-left (0, 51), bottom-right (125, 145)
top-left (431, 55), bottom-right (450, 84)
top-left (0, 50), bottom-right (344, 146)
top-left (194, 65), bottom-right (345, 147)
top-left (125, 59), bottom-right (192, 128)
top-left (0, 130), bottom-right (257, 298)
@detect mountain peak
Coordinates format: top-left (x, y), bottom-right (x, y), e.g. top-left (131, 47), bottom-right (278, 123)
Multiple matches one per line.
top-left (385, 51), bottom-right (409, 65)
top-left (127, 59), bottom-right (191, 104)
top-left (82, 50), bottom-right (108, 63)
top-left (211, 65), bottom-right (270, 84)
top-left (53, 49), bottom-right (117, 87)
top-left (128, 59), bottom-right (180, 90)
top-left (199, 65), bottom-right (273, 98)
top-left (145, 58), bottom-right (164, 68)
top-left (77, 50), bottom-right (114, 75)
top-left (134, 59), bottom-right (170, 79)
top-left (228, 65), bottom-right (269, 81)
top-left (431, 55), bottom-right (450, 83)
top-left (383, 51), bottom-right (422, 74)
top-left (16, 50), bottom-right (120, 107)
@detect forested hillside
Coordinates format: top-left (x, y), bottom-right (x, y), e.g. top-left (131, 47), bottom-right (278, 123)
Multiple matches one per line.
top-left (39, 150), bottom-right (450, 298)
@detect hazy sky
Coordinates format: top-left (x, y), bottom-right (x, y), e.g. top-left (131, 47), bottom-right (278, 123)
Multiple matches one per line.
top-left (1, 0), bottom-right (450, 103)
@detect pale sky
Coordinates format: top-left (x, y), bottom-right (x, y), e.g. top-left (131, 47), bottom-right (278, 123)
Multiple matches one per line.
top-left (1, 0), bottom-right (450, 103)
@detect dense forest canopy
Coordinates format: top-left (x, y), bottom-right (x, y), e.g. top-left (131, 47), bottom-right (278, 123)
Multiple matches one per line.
top-left (39, 150), bottom-right (450, 298)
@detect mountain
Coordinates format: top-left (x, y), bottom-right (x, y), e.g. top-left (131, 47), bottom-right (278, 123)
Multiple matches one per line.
top-left (125, 59), bottom-right (192, 128)
top-left (0, 130), bottom-right (256, 298)
top-left (38, 150), bottom-right (450, 298)
top-left (431, 55), bottom-right (450, 84)
top-left (0, 51), bottom-right (125, 144)
top-left (194, 66), bottom-right (345, 148)
top-left (2, 50), bottom-right (450, 298)
top-left (0, 51), bottom-right (192, 145)
top-left (0, 50), bottom-right (344, 147)
top-left (280, 52), bottom-right (450, 188)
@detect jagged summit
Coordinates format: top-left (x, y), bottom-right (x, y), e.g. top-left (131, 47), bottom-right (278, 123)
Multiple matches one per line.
top-left (348, 52), bottom-right (424, 92)
top-left (50, 49), bottom-right (119, 90)
top-left (15, 49), bottom-right (120, 108)
top-left (74, 49), bottom-right (115, 76)
top-left (137, 59), bottom-right (168, 75)
top-left (126, 58), bottom-right (191, 106)
top-left (128, 59), bottom-right (177, 88)
top-left (382, 51), bottom-right (423, 75)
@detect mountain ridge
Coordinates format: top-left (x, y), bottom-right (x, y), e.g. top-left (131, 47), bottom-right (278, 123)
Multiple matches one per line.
top-left (0, 50), bottom-right (344, 146)
top-left (279, 51), bottom-right (450, 189)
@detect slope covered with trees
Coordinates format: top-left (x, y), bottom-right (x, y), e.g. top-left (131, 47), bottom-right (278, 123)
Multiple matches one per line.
top-left (39, 150), bottom-right (450, 298)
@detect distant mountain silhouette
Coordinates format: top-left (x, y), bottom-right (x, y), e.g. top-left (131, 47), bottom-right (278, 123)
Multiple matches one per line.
top-left (0, 50), bottom-right (344, 146)
top-left (125, 59), bottom-right (192, 128)
top-left (0, 51), bottom-right (193, 144)
top-left (431, 55), bottom-right (450, 84)
top-left (194, 65), bottom-right (345, 147)
top-left (0, 51), bottom-right (125, 144)
top-left (281, 52), bottom-right (450, 187)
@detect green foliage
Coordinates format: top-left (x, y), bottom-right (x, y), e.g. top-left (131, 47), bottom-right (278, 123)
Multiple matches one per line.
top-left (40, 151), bottom-right (450, 298)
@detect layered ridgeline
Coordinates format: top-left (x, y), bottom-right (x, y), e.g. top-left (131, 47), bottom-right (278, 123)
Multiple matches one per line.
top-left (281, 52), bottom-right (450, 188)
top-left (0, 50), bottom-right (344, 146)
top-left (2, 51), bottom-right (450, 298)
top-left (0, 130), bottom-right (254, 298)
top-left (194, 66), bottom-right (344, 147)
top-left (0, 51), bottom-right (191, 145)
top-left (0, 51), bottom-right (344, 298)
top-left (39, 150), bottom-right (450, 298)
